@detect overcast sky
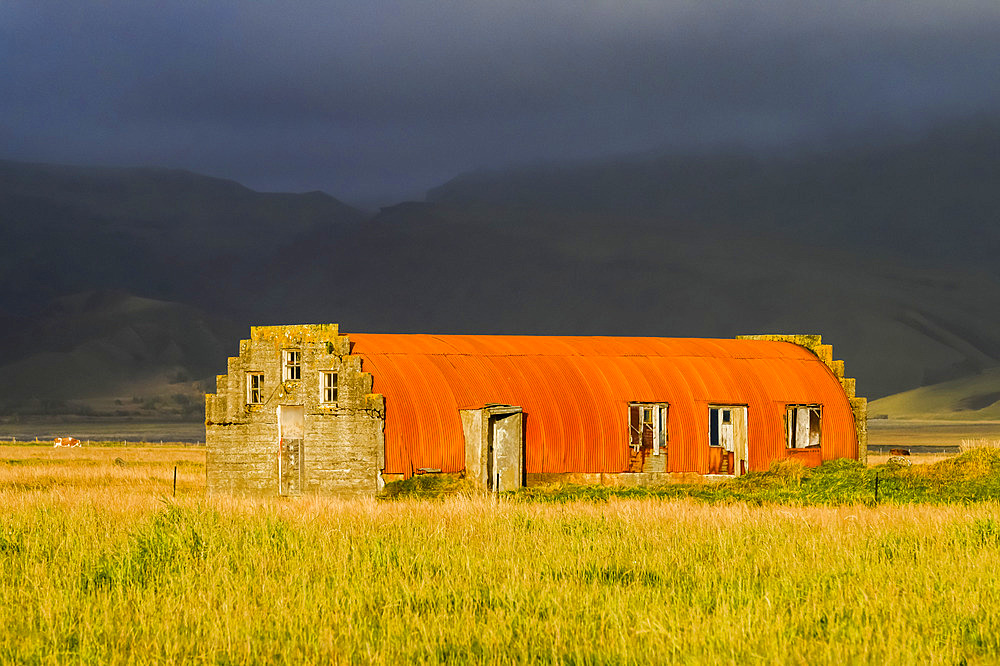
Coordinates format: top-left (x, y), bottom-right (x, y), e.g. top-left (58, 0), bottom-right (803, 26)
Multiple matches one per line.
top-left (3, 1), bottom-right (1000, 206)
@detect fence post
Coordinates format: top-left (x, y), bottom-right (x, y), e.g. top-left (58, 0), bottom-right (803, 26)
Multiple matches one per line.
top-left (874, 471), bottom-right (880, 504)
top-left (173, 466), bottom-right (177, 497)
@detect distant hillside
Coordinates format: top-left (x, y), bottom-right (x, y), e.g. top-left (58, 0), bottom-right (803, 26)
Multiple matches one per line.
top-left (3, 121), bottom-right (1000, 412)
top-left (0, 160), bottom-right (362, 415)
top-left (428, 121), bottom-right (1000, 270)
top-left (0, 160), bottom-right (365, 314)
top-left (0, 290), bottom-right (241, 418)
top-left (870, 367), bottom-right (1000, 420)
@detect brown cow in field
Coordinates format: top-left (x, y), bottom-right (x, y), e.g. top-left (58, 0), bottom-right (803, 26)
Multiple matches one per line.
top-left (53, 437), bottom-right (81, 448)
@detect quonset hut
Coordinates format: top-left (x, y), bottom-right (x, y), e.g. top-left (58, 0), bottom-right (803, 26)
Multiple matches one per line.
top-left (204, 324), bottom-right (866, 496)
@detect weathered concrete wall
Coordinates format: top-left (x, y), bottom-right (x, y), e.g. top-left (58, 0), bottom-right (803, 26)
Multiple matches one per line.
top-left (461, 408), bottom-right (485, 487)
top-left (206, 324), bottom-right (384, 496)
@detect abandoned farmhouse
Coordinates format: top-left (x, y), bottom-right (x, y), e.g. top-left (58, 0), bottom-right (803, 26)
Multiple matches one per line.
top-left (205, 324), bottom-right (867, 495)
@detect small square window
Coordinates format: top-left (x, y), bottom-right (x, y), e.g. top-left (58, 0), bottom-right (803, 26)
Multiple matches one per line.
top-left (787, 405), bottom-right (821, 449)
top-left (284, 350), bottom-right (301, 381)
top-left (247, 373), bottom-right (264, 405)
top-left (709, 406), bottom-right (737, 447)
top-left (320, 371), bottom-right (338, 403)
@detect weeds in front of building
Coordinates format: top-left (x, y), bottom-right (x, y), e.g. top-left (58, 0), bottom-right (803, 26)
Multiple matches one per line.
top-left (388, 447), bottom-right (1000, 505)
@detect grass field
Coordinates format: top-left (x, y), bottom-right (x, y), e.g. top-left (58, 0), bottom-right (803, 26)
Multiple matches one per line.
top-left (0, 419), bottom-right (205, 443)
top-left (2, 444), bottom-right (1000, 664)
top-left (868, 419), bottom-right (1000, 452)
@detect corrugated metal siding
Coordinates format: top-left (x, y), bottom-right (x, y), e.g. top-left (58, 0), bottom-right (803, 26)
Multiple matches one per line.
top-left (350, 334), bottom-right (858, 476)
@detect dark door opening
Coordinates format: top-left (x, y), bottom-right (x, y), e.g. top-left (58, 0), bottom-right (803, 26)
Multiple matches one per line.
top-left (278, 405), bottom-right (304, 495)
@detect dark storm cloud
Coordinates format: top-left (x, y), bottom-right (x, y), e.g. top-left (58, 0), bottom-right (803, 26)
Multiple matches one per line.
top-left (3, 1), bottom-right (1000, 204)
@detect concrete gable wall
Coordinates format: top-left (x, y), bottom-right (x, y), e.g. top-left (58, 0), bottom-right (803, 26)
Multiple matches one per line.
top-left (206, 324), bottom-right (384, 495)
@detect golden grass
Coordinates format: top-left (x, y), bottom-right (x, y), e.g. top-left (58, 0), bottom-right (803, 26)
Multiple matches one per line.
top-left (0, 444), bottom-right (204, 493)
top-left (961, 438), bottom-right (1000, 452)
top-left (1, 445), bottom-right (1000, 664)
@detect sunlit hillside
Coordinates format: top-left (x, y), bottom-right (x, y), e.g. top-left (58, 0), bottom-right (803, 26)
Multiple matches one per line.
top-left (870, 367), bottom-right (1000, 420)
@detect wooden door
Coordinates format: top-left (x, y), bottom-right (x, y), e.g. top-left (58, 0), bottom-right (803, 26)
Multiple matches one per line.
top-left (488, 411), bottom-right (523, 492)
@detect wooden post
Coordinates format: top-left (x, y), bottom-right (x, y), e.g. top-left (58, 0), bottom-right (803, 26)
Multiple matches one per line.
top-left (173, 466), bottom-right (177, 497)
top-left (874, 472), bottom-right (879, 504)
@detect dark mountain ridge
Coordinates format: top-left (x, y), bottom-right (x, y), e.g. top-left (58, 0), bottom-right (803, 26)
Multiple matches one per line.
top-left (0, 159), bottom-right (366, 315)
top-left (2, 119), bottom-right (1000, 415)
top-left (428, 120), bottom-right (1000, 268)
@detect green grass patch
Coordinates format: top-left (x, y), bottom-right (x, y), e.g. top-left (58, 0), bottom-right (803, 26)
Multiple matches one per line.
top-left (518, 448), bottom-right (1000, 505)
top-left (381, 472), bottom-right (479, 498)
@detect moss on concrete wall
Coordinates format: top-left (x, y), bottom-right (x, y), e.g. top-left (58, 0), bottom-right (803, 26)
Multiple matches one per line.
top-left (205, 323), bottom-right (383, 496)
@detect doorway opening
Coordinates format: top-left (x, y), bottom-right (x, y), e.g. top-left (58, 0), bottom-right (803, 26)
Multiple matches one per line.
top-left (708, 405), bottom-right (749, 475)
top-left (277, 405), bottom-right (304, 495)
top-left (628, 403), bottom-right (668, 472)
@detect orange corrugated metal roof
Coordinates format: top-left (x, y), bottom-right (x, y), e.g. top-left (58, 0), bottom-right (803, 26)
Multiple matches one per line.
top-left (350, 334), bottom-right (858, 476)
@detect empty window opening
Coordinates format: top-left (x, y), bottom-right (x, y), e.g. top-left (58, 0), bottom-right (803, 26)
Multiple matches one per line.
top-left (247, 373), bottom-right (264, 405)
top-left (284, 350), bottom-right (301, 381)
top-left (628, 403), bottom-right (669, 472)
top-left (320, 372), bottom-right (338, 403)
top-left (787, 405), bottom-right (821, 449)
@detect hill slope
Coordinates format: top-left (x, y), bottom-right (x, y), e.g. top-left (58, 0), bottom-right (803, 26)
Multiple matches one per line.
top-left (0, 290), bottom-right (241, 417)
top-left (0, 159), bottom-right (365, 314)
top-left (870, 367), bottom-right (1000, 420)
top-left (0, 160), bottom-right (363, 414)
top-left (428, 121), bottom-right (1000, 270)
top-left (3, 120), bottom-right (1000, 411)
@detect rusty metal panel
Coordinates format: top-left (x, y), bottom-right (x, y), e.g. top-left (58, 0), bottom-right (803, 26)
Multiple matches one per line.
top-left (350, 334), bottom-right (859, 478)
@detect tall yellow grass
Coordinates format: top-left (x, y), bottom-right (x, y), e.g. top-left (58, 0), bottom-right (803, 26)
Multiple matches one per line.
top-left (961, 438), bottom-right (1000, 452)
top-left (1, 446), bottom-right (999, 664)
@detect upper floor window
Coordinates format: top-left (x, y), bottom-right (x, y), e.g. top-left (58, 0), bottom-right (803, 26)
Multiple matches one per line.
top-left (320, 371), bottom-right (338, 403)
top-left (247, 373), bottom-right (264, 405)
top-left (283, 350), bottom-right (301, 381)
top-left (787, 405), bottom-right (821, 448)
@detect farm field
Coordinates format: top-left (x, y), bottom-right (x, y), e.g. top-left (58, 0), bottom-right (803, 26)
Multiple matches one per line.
top-left (1, 444), bottom-right (1000, 663)
top-left (868, 419), bottom-right (1000, 452)
top-left (0, 418), bottom-right (205, 444)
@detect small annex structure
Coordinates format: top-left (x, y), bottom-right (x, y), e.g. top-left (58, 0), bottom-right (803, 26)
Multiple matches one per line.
top-left (205, 325), bottom-right (867, 496)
